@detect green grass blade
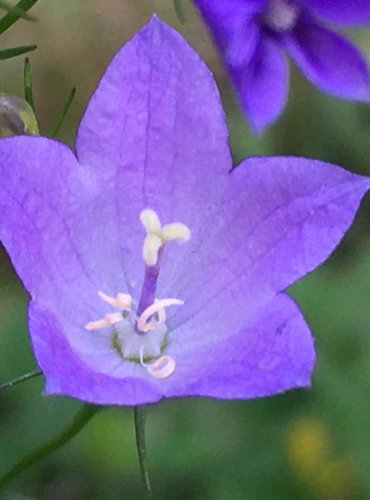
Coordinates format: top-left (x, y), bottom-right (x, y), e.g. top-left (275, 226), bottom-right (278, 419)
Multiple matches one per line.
top-left (0, 0), bottom-right (39, 36)
top-left (49, 87), bottom-right (76, 138)
top-left (23, 56), bottom-right (34, 111)
top-left (0, 0), bottom-right (35, 20)
top-left (0, 44), bottom-right (36, 60)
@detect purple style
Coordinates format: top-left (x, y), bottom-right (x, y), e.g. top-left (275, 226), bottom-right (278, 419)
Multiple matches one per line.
top-left (0, 18), bottom-right (368, 405)
top-left (194, 0), bottom-right (370, 133)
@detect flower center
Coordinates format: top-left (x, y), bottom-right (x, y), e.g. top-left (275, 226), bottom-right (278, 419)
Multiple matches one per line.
top-left (84, 209), bottom-right (190, 379)
top-left (263, 0), bottom-right (299, 32)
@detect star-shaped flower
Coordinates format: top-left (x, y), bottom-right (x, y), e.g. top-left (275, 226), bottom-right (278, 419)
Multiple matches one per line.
top-left (194, 0), bottom-right (370, 133)
top-left (0, 17), bottom-right (368, 405)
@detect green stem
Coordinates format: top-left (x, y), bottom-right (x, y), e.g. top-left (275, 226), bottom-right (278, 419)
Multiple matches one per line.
top-left (0, 404), bottom-right (100, 489)
top-left (134, 406), bottom-right (152, 496)
top-left (0, 369), bottom-right (42, 390)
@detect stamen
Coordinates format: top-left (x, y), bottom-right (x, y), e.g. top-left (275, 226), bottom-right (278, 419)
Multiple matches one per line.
top-left (85, 312), bottom-right (124, 331)
top-left (85, 291), bottom-right (133, 331)
top-left (137, 298), bottom-right (184, 333)
top-left (154, 299), bottom-right (166, 325)
top-left (116, 293), bottom-right (132, 308)
top-left (147, 356), bottom-right (176, 379)
top-left (85, 318), bottom-right (112, 331)
top-left (98, 290), bottom-right (132, 309)
top-left (105, 312), bottom-right (124, 325)
top-left (139, 347), bottom-right (176, 379)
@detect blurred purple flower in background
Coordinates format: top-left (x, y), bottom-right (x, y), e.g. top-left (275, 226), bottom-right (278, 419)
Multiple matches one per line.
top-left (0, 17), bottom-right (368, 406)
top-left (194, 0), bottom-right (370, 133)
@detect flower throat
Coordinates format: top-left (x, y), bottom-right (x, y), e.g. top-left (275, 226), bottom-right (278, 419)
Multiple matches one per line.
top-left (84, 209), bottom-right (190, 379)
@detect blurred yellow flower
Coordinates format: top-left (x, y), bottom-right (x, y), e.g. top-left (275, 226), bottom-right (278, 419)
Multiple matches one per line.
top-left (287, 416), bottom-right (358, 499)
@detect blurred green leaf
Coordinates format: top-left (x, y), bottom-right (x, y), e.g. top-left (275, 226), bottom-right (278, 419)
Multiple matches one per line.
top-left (0, 44), bottom-right (36, 60)
top-left (0, 404), bottom-right (100, 489)
top-left (0, 0), bottom-right (39, 36)
top-left (174, 0), bottom-right (186, 24)
top-left (0, 0), bottom-right (35, 20)
top-left (49, 86), bottom-right (76, 138)
top-left (23, 56), bottom-right (34, 111)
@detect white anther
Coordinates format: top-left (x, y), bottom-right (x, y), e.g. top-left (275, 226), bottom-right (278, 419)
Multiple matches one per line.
top-left (116, 293), bottom-right (133, 309)
top-left (137, 298), bottom-right (184, 333)
top-left (139, 347), bottom-right (176, 379)
top-left (85, 311), bottom-right (124, 331)
top-left (147, 356), bottom-right (176, 379)
top-left (85, 318), bottom-right (112, 331)
top-left (143, 234), bottom-right (162, 266)
top-left (105, 312), bottom-right (124, 325)
top-left (161, 223), bottom-right (191, 243)
top-left (140, 209), bottom-right (161, 234)
top-left (85, 291), bottom-right (133, 332)
top-left (98, 290), bottom-right (132, 309)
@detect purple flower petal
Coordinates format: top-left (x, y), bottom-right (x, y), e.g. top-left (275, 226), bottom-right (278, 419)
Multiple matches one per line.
top-left (76, 16), bottom-right (232, 298)
top-left (194, 0), bottom-right (263, 67)
top-left (0, 137), bottom-right (101, 317)
top-left (164, 293), bottom-right (315, 399)
top-left (194, 0), bottom-right (265, 25)
top-left (168, 157), bottom-right (370, 331)
top-left (298, 0), bottom-right (370, 26)
top-left (283, 18), bottom-right (370, 101)
top-left (236, 37), bottom-right (289, 134)
top-left (29, 301), bottom-right (162, 405)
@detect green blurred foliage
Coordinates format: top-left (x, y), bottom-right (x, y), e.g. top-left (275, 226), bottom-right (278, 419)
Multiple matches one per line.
top-left (0, 1), bottom-right (370, 499)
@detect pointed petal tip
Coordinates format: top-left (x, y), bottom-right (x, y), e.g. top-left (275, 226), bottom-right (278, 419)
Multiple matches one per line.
top-left (239, 39), bottom-right (289, 135)
top-left (247, 102), bottom-right (284, 135)
top-left (249, 116), bottom-right (272, 136)
top-left (142, 13), bottom-right (172, 35)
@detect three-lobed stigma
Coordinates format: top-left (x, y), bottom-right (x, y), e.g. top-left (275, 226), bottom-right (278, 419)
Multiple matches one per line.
top-left (140, 208), bottom-right (190, 266)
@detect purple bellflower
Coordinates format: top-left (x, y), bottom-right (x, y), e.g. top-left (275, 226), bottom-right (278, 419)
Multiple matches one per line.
top-left (0, 17), bottom-right (369, 406)
top-left (193, 0), bottom-right (370, 133)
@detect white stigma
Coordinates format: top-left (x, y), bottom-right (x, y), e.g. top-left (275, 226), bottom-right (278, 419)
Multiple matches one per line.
top-left (140, 208), bottom-right (191, 266)
top-left (264, 0), bottom-right (299, 31)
